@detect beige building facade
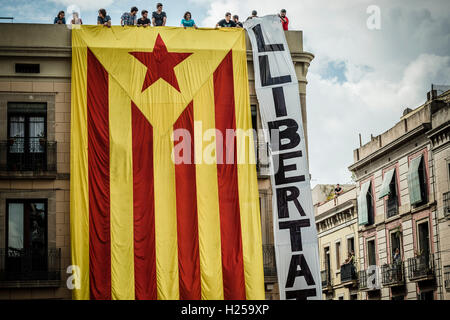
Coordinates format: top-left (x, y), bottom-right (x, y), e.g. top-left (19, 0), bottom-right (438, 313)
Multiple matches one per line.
top-left (315, 186), bottom-right (360, 300)
top-left (0, 24), bottom-right (314, 299)
top-left (349, 87), bottom-right (450, 300)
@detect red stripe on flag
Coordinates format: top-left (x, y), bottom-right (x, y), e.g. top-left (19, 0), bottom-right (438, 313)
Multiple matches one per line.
top-left (131, 102), bottom-right (157, 300)
top-left (173, 102), bottom-right (201, 300)
top-left (213, 50), bottom-right (246, 300)
top-left (87, 48), bottom-right (111, 300)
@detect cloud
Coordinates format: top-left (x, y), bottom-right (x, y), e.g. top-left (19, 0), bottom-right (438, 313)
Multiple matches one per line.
top-left (48, 0), bottom-right (115, 11)
top-left (198, 0), bottom-right (450, 186)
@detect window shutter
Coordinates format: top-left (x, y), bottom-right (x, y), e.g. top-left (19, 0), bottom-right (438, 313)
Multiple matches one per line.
top-left (407, 155), bottom-right (423, 205)
top-left (358, 180), bottom-right (371, 225)
top-left (378, 168), bottom-right (395, 199)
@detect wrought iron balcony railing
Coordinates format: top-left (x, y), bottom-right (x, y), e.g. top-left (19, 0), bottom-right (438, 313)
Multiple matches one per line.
top-left (381, 262), bottom-right (405, 286)
top-left (359, 269), bottom-right (368, 290)
top-left (340, 263), bottom-right (358, 284)
top-left (407, 254), bottom-right (435, 281)
top-left (321, 269), bottom-right (332, 289)
top-left (444, 192), bottom-right (450, 219)
top-left (263, 244), bottom-right (277, 279)
top-left (0, 248), bottom-right (61, 286)
top-left (0, 139), bottom-right (57, 173)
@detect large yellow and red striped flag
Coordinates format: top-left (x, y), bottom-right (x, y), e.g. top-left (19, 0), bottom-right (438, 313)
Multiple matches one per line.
top-left (70, 26), bottom-right (264, 300)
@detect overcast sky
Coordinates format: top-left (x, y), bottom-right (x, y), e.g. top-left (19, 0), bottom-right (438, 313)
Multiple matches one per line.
top-left (1, 0), bottom-right (449, 187)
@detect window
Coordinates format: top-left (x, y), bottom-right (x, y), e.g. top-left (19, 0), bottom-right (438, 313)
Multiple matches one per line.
top-left (347, 237), bottom-right (355, 255)
top-left (350, 294), bottom-right (358, 300)
top-left (335, 241), bottom-right (341, 269)
top-left (367, 239), bottom-right (376, 267)
top-left (418, 291), bottom-right (434, 300)
top-left (407, 155), bottom-right (428, 207)
top-left (417, 221), bottom-right (430, 258)
top-left (7, 102), bottom-right (47, 171)
top-left (5, 200), bottom-right (48, 278)
top-left (358, 180), bottom-right (374, 226)
top-left (15, 63), bottom-right (40, 74)
top-left (390, 230), bottom-right (402, 262)
top-left (379, 168), bottom-right (398, 217)
top-left (324, 246), bottom-right (331, 273)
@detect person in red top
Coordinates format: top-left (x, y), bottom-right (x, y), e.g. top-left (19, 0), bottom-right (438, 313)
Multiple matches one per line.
top-left (278, 9), bottom-right (289, 30)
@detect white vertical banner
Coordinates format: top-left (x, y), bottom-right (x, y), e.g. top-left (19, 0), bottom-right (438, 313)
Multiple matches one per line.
top-left (244, 15), bottom-right (322, 300)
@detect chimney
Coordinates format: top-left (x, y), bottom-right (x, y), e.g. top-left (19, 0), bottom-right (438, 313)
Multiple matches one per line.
top-left (427, 89), bottom-right (437, 101)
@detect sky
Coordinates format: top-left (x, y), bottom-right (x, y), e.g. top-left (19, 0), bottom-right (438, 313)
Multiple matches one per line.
top-left (1, 0), bottom-right (449, 186)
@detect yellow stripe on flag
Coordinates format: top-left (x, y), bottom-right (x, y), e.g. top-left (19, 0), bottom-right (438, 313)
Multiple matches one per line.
top-left (109, 77), bottom-right (135, 300)
top-left (154, 129), bottom-right (180, 300)
top-left (194, 77), bottom-right (224, 300)
top-left (70, 44), bottom-right (90, 300)
top-left (232, 37), bottom-right (265, 299)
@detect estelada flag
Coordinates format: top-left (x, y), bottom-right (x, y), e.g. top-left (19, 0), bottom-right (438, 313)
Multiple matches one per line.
top-left (70, 26), bottom-right (264, 300)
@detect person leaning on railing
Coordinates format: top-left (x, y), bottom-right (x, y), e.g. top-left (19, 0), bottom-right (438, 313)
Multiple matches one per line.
top-left (137, 10), bottom-right (151, 27)
top-left (54, 10), bottom-right (66, 24)
top-left (98, 8), bottom-right (112, 28)
top-left (121, 6), bottom-right (138, 26)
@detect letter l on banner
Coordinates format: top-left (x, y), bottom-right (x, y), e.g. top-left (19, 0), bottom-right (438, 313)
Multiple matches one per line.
top-left (244, 15), bottom-right (322, 300)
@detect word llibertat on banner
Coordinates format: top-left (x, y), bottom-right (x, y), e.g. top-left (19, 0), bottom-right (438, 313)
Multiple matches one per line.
top-left (244, 15), bottom-right (322, 300)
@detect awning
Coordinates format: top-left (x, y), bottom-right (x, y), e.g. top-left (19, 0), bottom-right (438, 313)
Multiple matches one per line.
top-left (358, 180), bottom-right (371, 225)
top-left (407, 155), bottom-right (424, 205)
top-left (378, 168), bottom-right (396, 199)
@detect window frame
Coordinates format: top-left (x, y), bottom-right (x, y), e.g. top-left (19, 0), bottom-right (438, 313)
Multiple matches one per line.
top-left (5, 198), bottom-right (48, 254)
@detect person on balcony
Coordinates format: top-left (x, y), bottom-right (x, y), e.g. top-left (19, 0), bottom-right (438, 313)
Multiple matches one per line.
top-left (152, 3), bottom-right (167, 26)
top-left (216, 12), bottom-right (236, 28)
top-left (121, 6), bottom-right (138, 26)
top-left (393, 248), bottom-right (401, 264)
top-left (137, 10), bottom-right (151, 27)
top-left (181, 12), bottom-right (198, 29)
top-left (278, 9), bottom-right (289, 30)
top-left (233, 15), bottom-right (243, 28)
top-left (334, 183), bottom-right (343, 205)
top-left (71, 12), bottom-right (83, 25)
top-left (97, 9), bottom-right (112, 27)
top-left (344, 251), bottom-right (355, 265)
top-left (54, 11), bottom-right (66, 24)
top-left (246, 10), bottom-right (258, 21)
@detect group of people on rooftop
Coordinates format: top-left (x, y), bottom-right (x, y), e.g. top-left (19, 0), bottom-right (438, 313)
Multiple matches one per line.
top-left (53, 3), bottom-right (290, 30)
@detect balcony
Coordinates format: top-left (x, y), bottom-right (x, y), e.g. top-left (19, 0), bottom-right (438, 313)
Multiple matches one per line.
top-left (263, 244), bottom-right (277, 282)
top-left (444, 192), bottom-right (450, 219)
top-left (340, 263), bottom-right (358, 286)
top-left (358, 268), bottom-right (381, 291)
top-left (321, 270), bottom-right (332, 291)
top-left (407, 254), bottom-right (435, 281)
top-left (381, 262), bottom-right (405, 287)
top-left (0, 139), bottom-right (57, 179)
top-left (0, 248), bottom-right (61, 288)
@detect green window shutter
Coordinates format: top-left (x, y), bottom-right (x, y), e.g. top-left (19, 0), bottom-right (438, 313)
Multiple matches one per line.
top-left (407, 155), bottom-right (423, 205)
top-left (358, 181), bottom-right (371, 225)
top-left (378, 168), bottom-right (395, 199)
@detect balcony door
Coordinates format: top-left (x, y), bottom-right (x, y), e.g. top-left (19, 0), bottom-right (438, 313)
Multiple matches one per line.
top-left (417, 221), bottom-right (430, 260)
top-left (367, 239), bottom-right (376, 267)
top-left (5, 200), bottom-right (48, 280)
top-left (7, 102), bottom-right (47, 171)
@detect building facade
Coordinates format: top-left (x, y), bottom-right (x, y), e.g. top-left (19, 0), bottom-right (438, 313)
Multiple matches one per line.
top-left (0, 24), bottom-right (314, 299)
top-left (314, 186), bottom-right (360, 300)
top-left (349, 87), bottom-right (450, 300)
